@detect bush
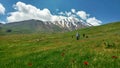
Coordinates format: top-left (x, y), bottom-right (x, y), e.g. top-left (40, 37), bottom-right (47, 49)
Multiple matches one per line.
top-left (86, 36), bottom-right (88, 38)
top-left (104, 41), bottom-right (115, 48)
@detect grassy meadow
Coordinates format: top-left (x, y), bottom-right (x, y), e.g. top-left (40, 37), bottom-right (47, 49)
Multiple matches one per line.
top-left (0, 22), bottom-right (120, 68)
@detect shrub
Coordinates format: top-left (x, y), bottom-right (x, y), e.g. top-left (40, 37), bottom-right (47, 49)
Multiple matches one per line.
top-left (104, 41), bottom-right (115, 48)
top-left (86, 36), bottom-right (88, 38)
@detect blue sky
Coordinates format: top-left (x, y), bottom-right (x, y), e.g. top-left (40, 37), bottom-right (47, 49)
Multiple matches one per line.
top-left (0, 0), bottom-right (120, 24)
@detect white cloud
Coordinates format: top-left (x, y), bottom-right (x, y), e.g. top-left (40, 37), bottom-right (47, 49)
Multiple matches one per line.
top-left (7, 1), bottom-right (102, 26)
top-left (86, 17), bottom-right (102, 26)
top-left (77, 11), bottom-right (89, 20)
top-left (71, 9), bottom-right (76, 13)
top-left (7, 1), bottom-right (52, 22)
top-left (0, 3), bottom-right (5, 14)
top-left (7, 2), bottom-right (69, 22)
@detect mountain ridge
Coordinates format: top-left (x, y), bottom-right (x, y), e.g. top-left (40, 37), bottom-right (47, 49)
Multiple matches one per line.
top-left (0, 19), bottom-right (90, 34)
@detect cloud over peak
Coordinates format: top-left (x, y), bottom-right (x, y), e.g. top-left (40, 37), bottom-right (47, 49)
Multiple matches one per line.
top-left (7, 1), bottom-right (102, 26)
top-left (77, 11), bottom-right (89, 20)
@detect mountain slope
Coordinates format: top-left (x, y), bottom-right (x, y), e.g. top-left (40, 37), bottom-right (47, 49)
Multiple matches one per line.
top-left (0, 22), bottom-right (120, 68)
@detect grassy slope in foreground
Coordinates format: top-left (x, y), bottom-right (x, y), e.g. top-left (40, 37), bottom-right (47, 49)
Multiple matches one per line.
top-left (0, 22), bottom-right (120, 68)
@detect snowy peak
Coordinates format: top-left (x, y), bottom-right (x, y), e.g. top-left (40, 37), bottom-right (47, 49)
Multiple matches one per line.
top-left (51, 17), bottom-right (90, 30)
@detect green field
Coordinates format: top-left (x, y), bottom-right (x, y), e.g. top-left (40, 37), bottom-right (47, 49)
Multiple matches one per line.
top-left (0, 22), bottom-right (120, 68)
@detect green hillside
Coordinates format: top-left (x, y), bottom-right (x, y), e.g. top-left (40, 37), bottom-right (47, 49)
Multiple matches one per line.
top-left (0, 22), bottom-right (120, 68)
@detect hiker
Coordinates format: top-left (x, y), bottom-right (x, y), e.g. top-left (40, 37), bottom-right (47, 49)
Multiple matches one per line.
top-left (83, 34), bottom-right (85, 38)
top-left (76, 32), bottom-right (80, 40)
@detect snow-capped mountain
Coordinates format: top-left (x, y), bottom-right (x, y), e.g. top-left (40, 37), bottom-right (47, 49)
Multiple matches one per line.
top-left (0, 19), bottom-right (91, 34)
top-left (47, 17), bottom-right (92, 30)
